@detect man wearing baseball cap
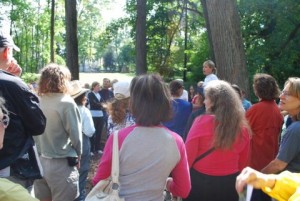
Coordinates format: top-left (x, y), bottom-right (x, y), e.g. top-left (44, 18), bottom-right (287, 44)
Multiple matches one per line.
top-left (0, 29), bottom-right (46, 191)
top-left (0, 30), bottom-right (22, 76)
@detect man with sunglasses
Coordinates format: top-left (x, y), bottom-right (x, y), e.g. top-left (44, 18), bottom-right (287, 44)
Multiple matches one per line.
top-left (0, 97), bottom-right (38, 200)
top-left (0, 29), bottom-right (46, 189)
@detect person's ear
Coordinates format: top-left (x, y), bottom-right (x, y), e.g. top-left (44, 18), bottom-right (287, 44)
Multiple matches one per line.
top-left (3, 48), bottom-right (10, 59)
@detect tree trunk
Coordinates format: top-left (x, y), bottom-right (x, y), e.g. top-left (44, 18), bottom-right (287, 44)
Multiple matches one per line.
top-left (200, 0), bottom-right (215, 61)
top-left (201, 0), bottom-right (250, 97)
top-left (136, 0), bottom-right (147, 75)
top-left (50, 0), bottom-right (55, 62)
top-left (65, 0), bottom-right (79, 80)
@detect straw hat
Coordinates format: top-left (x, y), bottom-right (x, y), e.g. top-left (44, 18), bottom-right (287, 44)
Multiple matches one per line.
top-left (70, 80), bottom-right (89, 99)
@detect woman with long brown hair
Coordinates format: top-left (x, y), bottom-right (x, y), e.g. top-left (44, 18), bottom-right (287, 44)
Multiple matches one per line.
top-left (93, 74), bottom-right (191, 200)
top-left (185, 80), bottom-right (251, 201)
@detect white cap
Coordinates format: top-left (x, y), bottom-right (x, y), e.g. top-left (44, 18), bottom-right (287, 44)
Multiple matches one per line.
top-left (113, 81), bottom-right (131, 100)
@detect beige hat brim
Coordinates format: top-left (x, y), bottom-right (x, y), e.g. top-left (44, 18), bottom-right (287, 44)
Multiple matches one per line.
top-left (71, 88), bottom-right (89, 99)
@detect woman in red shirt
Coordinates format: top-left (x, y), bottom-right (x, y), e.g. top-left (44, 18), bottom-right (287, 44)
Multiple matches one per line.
top-left (185, 80), bottom-right (251, 201)
top-left (246, 73), bottom-right (283, 201)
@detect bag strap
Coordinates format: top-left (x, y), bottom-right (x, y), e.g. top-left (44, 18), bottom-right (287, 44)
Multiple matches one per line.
top-left (111, 131), bottom-right (120, 184)
top-left (191, 147), bottom-right (215, 168)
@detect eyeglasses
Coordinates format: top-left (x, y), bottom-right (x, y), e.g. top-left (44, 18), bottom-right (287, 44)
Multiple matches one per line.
top-left (281, 90), bottom-right (291, 96)
top-left (0, 113), bottom-right (9, 128)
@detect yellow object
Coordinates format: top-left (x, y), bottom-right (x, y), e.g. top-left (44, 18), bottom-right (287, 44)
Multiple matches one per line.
top-left (262, 171), bottom-right (300, 201)
top-left (0, 178), bottom-right (38, 201)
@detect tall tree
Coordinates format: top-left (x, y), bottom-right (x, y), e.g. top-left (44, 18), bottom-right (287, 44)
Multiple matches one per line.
top-left (65, 0), bottom-right (79, 80)
top-left (50, 0), bottom-right (55, 62)
top-left (201, 0), bottom-right (250, 96)
top-left (136, 0), bottom-right (147, 75)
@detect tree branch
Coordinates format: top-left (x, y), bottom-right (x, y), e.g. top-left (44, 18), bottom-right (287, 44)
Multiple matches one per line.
top-left (272, 22), bottom-right (300, 58)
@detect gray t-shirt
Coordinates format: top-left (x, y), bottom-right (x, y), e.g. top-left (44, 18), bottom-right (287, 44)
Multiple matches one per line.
top-left (277, 121), bottom-right (300, 172)
top-left (119, 127), bottom-right (181, 201)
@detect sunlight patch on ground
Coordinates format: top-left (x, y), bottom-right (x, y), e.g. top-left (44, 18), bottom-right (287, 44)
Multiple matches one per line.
top-left (79, 72), bottom-right (133, 86)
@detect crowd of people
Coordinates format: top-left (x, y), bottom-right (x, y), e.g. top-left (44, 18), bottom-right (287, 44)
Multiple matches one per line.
top-left (1, 30), bottom-right (300, 201)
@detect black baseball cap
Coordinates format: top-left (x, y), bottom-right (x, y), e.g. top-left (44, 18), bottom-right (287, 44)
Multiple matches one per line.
top-left (0, 30), bottom-right (20, 52)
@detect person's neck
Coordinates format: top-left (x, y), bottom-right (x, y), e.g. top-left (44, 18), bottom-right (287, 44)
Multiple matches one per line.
top-left (288, 108), bottom-right (300, 118)
top-left (0, 61), bottom-right (8, 70)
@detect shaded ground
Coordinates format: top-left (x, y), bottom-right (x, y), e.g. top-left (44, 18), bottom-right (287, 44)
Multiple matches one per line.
top-left (86, 153), bottom-right (102, 194)
top-left (85, 128), bottom-right (107, 195)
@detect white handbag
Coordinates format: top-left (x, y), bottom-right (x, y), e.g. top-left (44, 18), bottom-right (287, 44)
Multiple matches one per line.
top-left (85, 131), bottom-right (124, 201)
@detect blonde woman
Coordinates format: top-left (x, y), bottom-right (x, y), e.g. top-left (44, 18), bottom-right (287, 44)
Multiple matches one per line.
top-left (262, 78), bottom-right (300, 174)
top-left (202, 60), bottom-right (218, 87)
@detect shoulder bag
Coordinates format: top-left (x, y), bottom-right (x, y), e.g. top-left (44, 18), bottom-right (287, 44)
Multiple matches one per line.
top-left (191, 147), bottom-right (215, 168)
top-left (85, 131), bottom-right (124, 201)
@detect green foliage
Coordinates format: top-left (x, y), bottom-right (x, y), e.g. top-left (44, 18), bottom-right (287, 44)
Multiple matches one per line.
top-left (187, 33), bottom-right (210, 83)
top-left (118, 43), bottom-right (135, 72)
top-left (126, 0), bottom-right (207, 84)
top-left (21, 72), bottom-right (39, 84)
top-left (239, 0), bottom-right (300, 88)
top-left (103, 48), bottom-right (115, 71)
top-left (1, 0), bottom-right (55, 72)
top-left (77, 0), bottom-right (106, 65)
top-left (2, 0), bottom-right (300, 93)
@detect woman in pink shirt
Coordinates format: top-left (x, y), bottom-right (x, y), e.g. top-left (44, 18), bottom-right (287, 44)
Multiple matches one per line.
top-left (185, 80), bottom-right (251, 201)
top-left (93, 74), bottom-right (191, 201)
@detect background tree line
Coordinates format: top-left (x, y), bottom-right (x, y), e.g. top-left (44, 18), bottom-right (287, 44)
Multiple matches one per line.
top-left (0, 0), bottom-right (299, 101)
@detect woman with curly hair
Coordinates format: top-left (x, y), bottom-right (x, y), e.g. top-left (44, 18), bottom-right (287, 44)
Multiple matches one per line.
top-left (246, 73), bottom-right (283, 201)
top-left (106, 81), bottom-right (135, 135)
top-left (34, 63), bottom-right (82, 201)
top-left (185, 80), bottom-right (251, 201)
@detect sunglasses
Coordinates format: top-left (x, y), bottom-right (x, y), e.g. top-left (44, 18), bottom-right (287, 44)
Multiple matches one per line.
top-left (0, 112), bottom-right (10, 128)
